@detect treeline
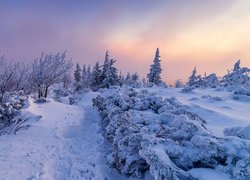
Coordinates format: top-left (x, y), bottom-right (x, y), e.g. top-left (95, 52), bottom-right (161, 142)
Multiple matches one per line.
top-left (183, 60), bottom-right (250, 91)
top-left (73, 51), bottom-right (144, 91)
top-left (73, 48), bottom-right (163, 92)
top-left (1, 48), bottom-right (249, 102)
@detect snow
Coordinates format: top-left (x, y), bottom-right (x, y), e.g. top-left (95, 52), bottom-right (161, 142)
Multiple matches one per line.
top-left (152, 87), bottom-right (250, 137)
top-left (0, 87), bottom-right (249, 179)
top-left (0, 92), bottom-right (149, 180)
top-left (189, 168), bottom-right (232, 180)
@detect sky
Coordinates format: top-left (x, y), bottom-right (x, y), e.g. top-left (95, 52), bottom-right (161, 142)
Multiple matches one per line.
top-left (1, 0), bottom-right (250, 84)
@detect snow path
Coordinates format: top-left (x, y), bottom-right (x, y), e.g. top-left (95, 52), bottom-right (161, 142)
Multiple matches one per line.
top-left (0, 94), bottom-right (143, 180)
top-left (0, 97), bottom-right (106, 180)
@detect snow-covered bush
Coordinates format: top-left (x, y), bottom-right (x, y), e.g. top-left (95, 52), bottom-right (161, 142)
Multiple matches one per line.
top-left (34, 97), bottom-right (48, 104)
top-left (222, 60), bottom-right (250, 89)
top-left (0, 91), bottom-right (28, 132)
top-left (181, 86), bottom-right (194, 93)
top-left (224, 125), bottom-right (250, 140)
top-left (233, 86), bottom-right (250, 101)
top-left (93, 87), bottom-right (250, 180)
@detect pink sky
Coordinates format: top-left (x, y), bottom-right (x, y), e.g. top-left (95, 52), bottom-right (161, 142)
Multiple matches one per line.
top-left (1, 0), bottom-right (250, 84)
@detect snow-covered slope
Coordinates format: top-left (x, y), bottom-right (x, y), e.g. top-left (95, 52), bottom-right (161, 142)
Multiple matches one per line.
top-left (0, 87), bottom-right (249, 180)
top-left (152, 87), bottom-right (250, 137)
top-left (0, 94), bottom-right (147, 180)
top-left (0, 99), bottom-right (86, 179)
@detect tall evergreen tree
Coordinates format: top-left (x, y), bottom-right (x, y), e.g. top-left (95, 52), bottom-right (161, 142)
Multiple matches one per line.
top-left (147, 48), bottom-right (162, 84)
top-left (91, 62), bottom-right (102, 88)
top-left (100, 51), bottom-right (119, 88)
top-left (74, 63), bottom-right (81, 82)
top-left (87, 65), bottom-right (92, 84)
top-left (74, 63), bottom-right (82, 91)
top-left (187, 66), bottom-right (198, 87)
top-left (81, 65), bottom-right (88, 88)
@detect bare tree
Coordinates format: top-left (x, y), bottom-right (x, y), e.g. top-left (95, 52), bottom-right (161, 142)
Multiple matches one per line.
top-left (13, 63), bottom-right (31, 92)
top-left (30, 51), bottom-right (73, 98)
top-left (0, 55), bottom-right (15, 102)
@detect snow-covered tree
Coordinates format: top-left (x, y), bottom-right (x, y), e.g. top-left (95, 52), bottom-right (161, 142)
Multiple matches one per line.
top-left (74, 63), bottom-right (81, 83)
top-left (124, 72), bottom-right (141, 87)
top-left (0, 56), bottom-right (15, 102)
top-left (187, 66), bottom-right (198, 87)
top-left (131, 72), bottom-right (139, 82)
top-left (204, 73), bottom-right (219, 88)
top-left (30, 51), bottom-right (73, 98)
top-left (100, 51), bottom-right (119, 88)
top-left (74, 63), bottom-right (82, 91)
top-left (125, 72), bottom-right (131, 83)
top-left (87, 65), bottom-right (92, 84)
top-left (175, 79), bottom-right (184, 88)
top-left (81, 65), bottom-right (92, 89)
top-left (222, 60), bottom-right (250, 87)
top-left (91, 62), bottom-right (102, 89)
top-left (13, 63), bottom-right (31, 92)
top-left (147, 48), bottom-right (163, 85)
top-left (62, 74), bottom-right (72, 89)
top-left (118, 71), bottom-right (125, 86)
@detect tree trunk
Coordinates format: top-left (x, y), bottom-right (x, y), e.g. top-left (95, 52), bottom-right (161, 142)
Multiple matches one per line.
top-left (0, 92), bottom-right (3, 102)
top-left (45, 86), bottom-right (48, 98)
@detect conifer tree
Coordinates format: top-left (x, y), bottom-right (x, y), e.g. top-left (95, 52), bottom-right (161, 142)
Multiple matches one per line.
top-left (147, 48), bottom-right (162, 85)
top-left (100, 51), bottom-right (119, 88)
top-left (91, 62), bottom-right (102, 88)
top-left (187, 66), bottom-right (198, 87)
top-left (74, 63), bottom-right (81, 82)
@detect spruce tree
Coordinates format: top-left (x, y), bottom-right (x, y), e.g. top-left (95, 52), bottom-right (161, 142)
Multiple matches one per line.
top-left (74, 63), bottom-right (82, 91)
top-left (100, 51), bottom-right (119, 88)
top-left (147, 48), bottom-right (162, 85)
top-left (187, 66), bottom-right (198, 87)
top-left (74, 63), bottom-right (81, 82)
top-left (81, 65), bottom-right (88, 88)
top-left (91, 62), bottom-right (102, 88)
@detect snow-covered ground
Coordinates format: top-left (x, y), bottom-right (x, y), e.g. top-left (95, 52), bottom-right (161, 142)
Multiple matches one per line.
top-left (0, 87), bottom-right (249, 179)
top-left (157, 87), bottom-right (250, 137)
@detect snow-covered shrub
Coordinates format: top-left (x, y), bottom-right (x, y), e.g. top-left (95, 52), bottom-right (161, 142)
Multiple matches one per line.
top-left (224, 125), bottom-right (250, 140)
top-left (233, 86), bottom-right (250, 101)
top-left (0, 91), bottom-right (28, 132)
top-left (222, 60), bottom-right (250, 89)
top-left (234, 86), bottom-right (250, 96)
top-left (218, 137), bottom-right (250, 179)
top-left (181, 86), bottom-right (194, 93)
top-left (93, 87), bottom-right (250, 180)
top-left (204, 73), bottom-right (219, 88)
top-left (34, 97), bottom-right (48, 103)
top-left (52, 84), bottom-right (72, 104)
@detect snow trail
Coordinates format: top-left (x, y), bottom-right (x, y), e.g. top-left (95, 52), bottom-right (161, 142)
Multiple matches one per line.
top-left (0, 96), bottom-right (105, 180)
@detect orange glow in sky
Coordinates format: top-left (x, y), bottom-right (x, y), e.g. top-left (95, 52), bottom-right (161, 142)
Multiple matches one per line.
top-left (1, 0), bottom-right (250, 84)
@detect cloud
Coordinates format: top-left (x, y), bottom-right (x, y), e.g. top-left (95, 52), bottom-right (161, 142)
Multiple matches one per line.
top-left (0, 0), bottom-right (249, 84)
